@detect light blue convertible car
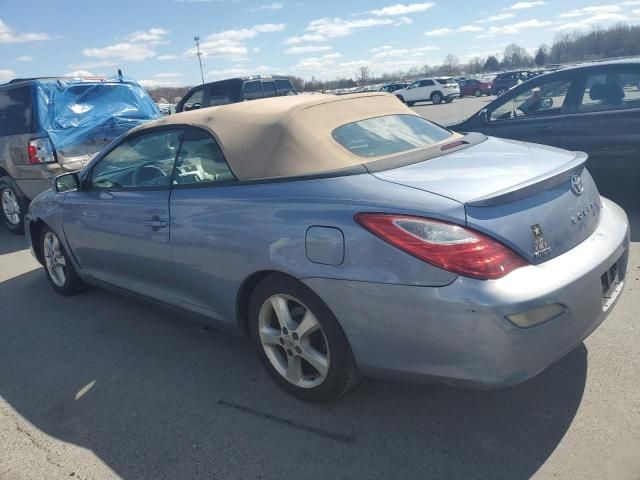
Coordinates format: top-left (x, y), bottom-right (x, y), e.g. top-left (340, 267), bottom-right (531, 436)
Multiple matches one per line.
top-left (26, 93), bottom-right (629, 402)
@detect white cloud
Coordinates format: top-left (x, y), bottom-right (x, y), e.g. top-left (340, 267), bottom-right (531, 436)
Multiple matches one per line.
top-left (424, 27), bottom-right (453, 36)
top-left (68, 60), bottom-right (117, 70)
top-left (369, 2), bottom-right (435, 16)
top-left (257, 2), bottom-right (284, 10)
top-left (65, 70), bottom-right (95, 77)
top-left (458, 24), bottom-right (483, 32)
top-left (285, 45), bottom-right (333, 54)
top-left (504, 1), bottom-right (545, 10)
top-left (476, 13), bottom-right (515, 23)
top-left (157, 54), bottom-right (178, 60)
top-left (621, 0), bottom-right (640, 4)
top-left (294, 52), bottom-right (342, 71)
top-left (554, 10), bottom-right (629, 30)
top-left (394, 16), bottom-right (414, 25)
top-left (207, 65), bottom-right (271, 79)
top-left (83, 26), bottom-right (169, 62)
top-left (283, 33), bottom-right (327, 44)
top-left (16, 55), bottom-right (33, 62)
top-left (0, 18), bottom-right (51, 43)
top-left (184, 23), bottom-right (285, 60)
top-left (83, 43), bottom-right (156, 61)
top-left (126, 27), bottom-right (170, 44)
top-left (371, 44), bottom-right (439, 59)
top-left (488, 19), bottom-right (551, 34)
top-left (154, 72), bottom-right (183, 78)
top-left (558, 5), bottom-right (621, 18)
top-left (305, 17), bottom-right (394, 40)
top-left (0, 69), bottom-right (16, 82)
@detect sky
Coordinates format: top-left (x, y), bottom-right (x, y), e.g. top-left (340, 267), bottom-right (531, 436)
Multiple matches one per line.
top-left (2, 0), bottom-right (640, 88)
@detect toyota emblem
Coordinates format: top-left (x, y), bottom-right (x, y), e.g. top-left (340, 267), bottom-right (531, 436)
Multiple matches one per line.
top-left (570, 174), bottom-right (584, 195)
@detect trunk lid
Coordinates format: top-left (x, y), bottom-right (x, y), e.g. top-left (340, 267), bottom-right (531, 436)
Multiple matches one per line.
top-left (372, 137), bottom-right (601, 264)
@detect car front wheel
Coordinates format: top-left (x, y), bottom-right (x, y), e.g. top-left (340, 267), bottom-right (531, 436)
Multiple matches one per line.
top-left (249, 274), bottom-right (360, 402)
top-left (431, 92), bottom-right (443, 104)
top-left (41, 227), bottom-right (85, 295)
top-left (0, 177), bottom-right (26, 234)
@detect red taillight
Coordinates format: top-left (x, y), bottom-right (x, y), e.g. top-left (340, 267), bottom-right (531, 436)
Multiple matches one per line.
top-left (28, 138), bottom-right (56, 164)
top-left (355, 213), bottom-right (527, 280)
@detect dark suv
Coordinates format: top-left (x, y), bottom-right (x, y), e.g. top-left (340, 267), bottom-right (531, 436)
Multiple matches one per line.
top-left (176, 76), bottom-right (297, 113)
top-left (491, 70), bottom-right (539, 96)
top-left (0, 77), bottom-right (160, 233)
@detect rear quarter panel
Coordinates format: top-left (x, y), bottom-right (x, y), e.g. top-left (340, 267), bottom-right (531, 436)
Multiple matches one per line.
top-left (168, 173), bottom-right (464, 325)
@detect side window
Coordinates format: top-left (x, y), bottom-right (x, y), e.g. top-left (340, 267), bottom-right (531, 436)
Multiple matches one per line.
top-left (490, 79), bottom-right (572, 121)
top-left (90, 129), bottom-right (183, 189)
top-left (275, 79), bottom-right (295, 96)
top-left (578, 71), bottom-right (640, 113)
top-left (421, 80), bottom-right (435, 87)
top-left (0, 86), bottom-right (31, 137)
top-left (183, 89), bottom-right (203, 111)
top-left (174, 129), bottom-right (235, 185)
top-left (206, 83), bottom-right (234, 107)
top-left (262, 81), bottom-right (276, 98)
top-left (243, 81), bottom-right (263, 101)
top-left (408, 82), bottom-right (418, 89)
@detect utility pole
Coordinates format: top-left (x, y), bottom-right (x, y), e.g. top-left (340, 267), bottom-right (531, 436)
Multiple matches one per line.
top-left (194, 35), bottom-right (205, 85)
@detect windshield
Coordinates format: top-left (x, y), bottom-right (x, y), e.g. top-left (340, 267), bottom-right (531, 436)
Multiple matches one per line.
top-left (332, 114), bottom-right (452, 157)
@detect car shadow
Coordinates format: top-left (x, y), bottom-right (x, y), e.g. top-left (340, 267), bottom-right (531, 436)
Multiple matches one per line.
top-left (0, 226), bottom-right (29, 255)
top-left (0, 269), bottom-right (588, 480)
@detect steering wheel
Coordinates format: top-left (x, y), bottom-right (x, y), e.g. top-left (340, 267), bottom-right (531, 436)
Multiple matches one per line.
top-left (132, 164), bottom-right (167, 186)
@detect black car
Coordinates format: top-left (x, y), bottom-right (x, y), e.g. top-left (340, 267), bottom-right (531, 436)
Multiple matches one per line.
top-left (491, 70), bottom-right (539, 96)
top-left (379, 82), bottom-right (408, 93)
top-left (449, 60), bottom-right (640, 227)
top-left (176, 75), bottom-right (297, 113)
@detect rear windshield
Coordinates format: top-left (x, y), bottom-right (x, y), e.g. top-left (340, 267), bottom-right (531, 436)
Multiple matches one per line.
top-left (332, 114), bottom-right (452, 157)
top-left (436, 78), bottom-right (456, 85)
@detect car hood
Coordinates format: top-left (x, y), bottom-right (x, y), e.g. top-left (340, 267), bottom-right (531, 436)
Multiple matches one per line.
top-left (371, 136), bottom-right (579, 204)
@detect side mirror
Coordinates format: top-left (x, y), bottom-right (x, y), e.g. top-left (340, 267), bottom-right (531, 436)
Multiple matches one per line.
top-left (479, 109), bottom-right (489, 125)
top-left (55, 172), bottom-right (80, 193)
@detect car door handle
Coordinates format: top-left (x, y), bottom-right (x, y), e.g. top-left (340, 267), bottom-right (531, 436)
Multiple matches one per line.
top-left (145, 216), bottom-right (168, 230)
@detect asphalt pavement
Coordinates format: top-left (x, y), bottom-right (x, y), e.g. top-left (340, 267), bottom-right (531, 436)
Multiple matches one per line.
top-left (0, 95), bottom-right (639, 480)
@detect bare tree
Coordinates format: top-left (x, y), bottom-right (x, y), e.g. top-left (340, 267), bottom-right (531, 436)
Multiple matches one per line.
top-left (356, 66), bottom-right (371, 85)
top-left (443, 54), bottom-right (460, 75)
top-left (502, 43), bottom-right (531, 68)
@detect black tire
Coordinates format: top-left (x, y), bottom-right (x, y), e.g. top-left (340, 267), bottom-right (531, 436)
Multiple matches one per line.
top-left (0, 176), bottom-right (26, 234)
top-left (407, 101), bottom-right (415, 107)
top-left (249, 273), bottom-right (360, 402)
top-left (396, 95), bottom-right (405, 104)
top-left (474, 89), bottom-right (481, 97)
top-left (496, 88), bottom-right (507, 96)
top-left (444, 98), bottom-right (453, 103)
top-left (40, 226), bottom-right (86, 296)
top-left (431, 92), bottom-right (443, 105)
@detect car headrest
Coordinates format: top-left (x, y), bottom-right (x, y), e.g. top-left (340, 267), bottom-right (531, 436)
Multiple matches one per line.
top-left (604, 82), bottom-right (625, 104)
top-left (589, 83), bottom-right (605, 101)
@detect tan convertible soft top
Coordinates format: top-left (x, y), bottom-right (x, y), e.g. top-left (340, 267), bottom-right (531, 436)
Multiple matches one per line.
top-left (134, 93), bottom-right (448, 180)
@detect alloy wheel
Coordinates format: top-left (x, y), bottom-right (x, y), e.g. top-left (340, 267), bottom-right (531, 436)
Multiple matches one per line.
top-left (1, 187), bottom-right (21, 225)
top-left (43, 231), bottom-right (67, 287)
top-left (258, 294), bottom-right (330, 389)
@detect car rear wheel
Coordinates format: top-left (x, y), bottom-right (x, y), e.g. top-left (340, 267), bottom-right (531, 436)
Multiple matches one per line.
top-left (431, 92), bottom-right (443, 105)
top-left (41, 227), bottom-right (85, 296)
top-left (474, 89), bottom-right (482, 97)
top-left (249, 274), bottom-right (360, 402)
top-left (407, 101), bottom-right (415, 106)
top-left (0, 177), bottom-right (26, 234)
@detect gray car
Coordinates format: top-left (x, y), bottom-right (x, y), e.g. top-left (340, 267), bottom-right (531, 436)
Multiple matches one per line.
top-left (26, 93), bottom-right (630, 402)
top-left (0, 76), bottom-right (160, 233)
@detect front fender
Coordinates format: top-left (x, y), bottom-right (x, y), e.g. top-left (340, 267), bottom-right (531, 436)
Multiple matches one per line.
top-left (25, 189), bottom-right (66, 265)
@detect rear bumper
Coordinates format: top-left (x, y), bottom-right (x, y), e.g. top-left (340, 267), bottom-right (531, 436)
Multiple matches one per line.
top-left (304, 198), bottom-right (630, 388)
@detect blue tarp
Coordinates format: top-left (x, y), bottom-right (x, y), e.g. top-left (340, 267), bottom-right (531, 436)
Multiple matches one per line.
top-left (33, 78), bottom-right (161, 160)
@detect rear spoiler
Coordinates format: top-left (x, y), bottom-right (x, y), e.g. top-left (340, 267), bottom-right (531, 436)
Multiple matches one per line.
top-left (466, 151), bottom-right (588, 207)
